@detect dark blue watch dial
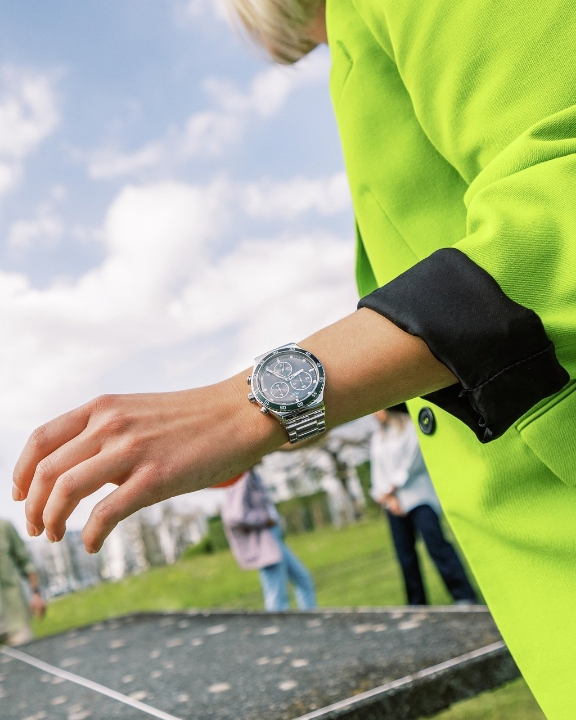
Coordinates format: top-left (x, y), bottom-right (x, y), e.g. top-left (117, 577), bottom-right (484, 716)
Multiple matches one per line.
top-left (256, 349), bottom-right (323, 410)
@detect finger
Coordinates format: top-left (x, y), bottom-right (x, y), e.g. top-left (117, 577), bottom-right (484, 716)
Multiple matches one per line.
top-left (82, 471), bottom-right (161, 554)
top-left (14, 404), bottom-right (91, 501)
top-left (42, 450), bottom-right (129, 542)
top-left (24, 432), bottom-right (100, 535)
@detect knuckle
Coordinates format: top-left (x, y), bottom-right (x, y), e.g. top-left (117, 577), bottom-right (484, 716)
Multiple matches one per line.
top-left (25, 501), bottom-right (42, 527)
top-left (30, 424), bottom-right (50, 452)
top-left (55, 472), bottom-right (78, 500)
top-left (13, 462), bottom-right (25, 485)
top-left (89, 394), bottom-right (119, 415)
top-left (91, 502), bottom-right (116, 526)
top-left (121, 435), bottom-right (144, 459)
top-left (90, 407), bottom-right (132, 440)
top-left (34, 457), bottom-right (55, 485)
top-left (102, 414), bottom-right (131, 437)
top-left (140, 468), bottom-right (164, 501)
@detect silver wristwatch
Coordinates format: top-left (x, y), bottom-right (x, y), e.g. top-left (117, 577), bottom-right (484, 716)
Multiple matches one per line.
top-left (247, 342), bottom-right (326, 444)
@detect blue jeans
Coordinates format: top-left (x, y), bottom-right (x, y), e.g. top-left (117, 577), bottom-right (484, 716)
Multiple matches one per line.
top-left (259, 526), bottom-right (317, 611)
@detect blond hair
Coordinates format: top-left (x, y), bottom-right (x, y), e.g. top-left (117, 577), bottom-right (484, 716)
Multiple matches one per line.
top-left (224, 0), bottom-right (321, 64)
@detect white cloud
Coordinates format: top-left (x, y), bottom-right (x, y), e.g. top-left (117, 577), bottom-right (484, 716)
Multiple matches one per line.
top-left (86, 51), bottom-right (330, 179)
top-left (0, 181), bottom-right (225, 423)
top-left (7, 188), bottom-right (69, 255)
top-left (171, 229), bottom-right (356, 370)
top-left (0, 66), bottom-right (59, 195)
top-left (0, 160), bottom-right (21, 195)
top-left (0, 174), bottom-right (356, 531)
top-left (183, 53), bottom-right (330, 153)
top-left (0, 173), bottom-right (352, 419)
top-left (176, 0), bottom-right (227, 22)
top-left (242, 172), bottom-right (351, 219)
top-left (88, 142), bottom-right (164, 181)
top-left (8, 211), bottom-right (64, 251)
top-left (181, 109), bottom-right (242, 157)
top-left (201, 65), bottom-right (307, 120)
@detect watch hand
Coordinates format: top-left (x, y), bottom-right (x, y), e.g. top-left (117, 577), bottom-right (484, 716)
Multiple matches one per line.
top-left (267, 368), bottom-right (286, 379)
top-left (289, 369), bottom-right (305, 380)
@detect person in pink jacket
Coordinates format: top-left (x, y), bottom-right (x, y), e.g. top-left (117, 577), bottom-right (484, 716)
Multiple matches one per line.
top-left (222, 468), bottom-right (316, 611)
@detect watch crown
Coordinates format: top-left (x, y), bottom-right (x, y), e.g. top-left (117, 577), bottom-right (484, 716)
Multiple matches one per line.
top-left (247, 393), bottom-right (256, 403)
top-left (247, 375), bottom-right (252, 385)
top-left (260, 407), bottom-right (269, 415)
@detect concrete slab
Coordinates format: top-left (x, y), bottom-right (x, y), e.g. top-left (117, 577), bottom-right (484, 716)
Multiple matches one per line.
top-left (0, 608), bottom-right (519, 720)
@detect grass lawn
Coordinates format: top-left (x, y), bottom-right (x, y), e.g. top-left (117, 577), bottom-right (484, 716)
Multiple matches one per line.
top-left (33, 517), bottom-right (543, 718)
top-left (427, 679), bottom-right (545, 719)
top-left (33, 517), bottom-right (466, 637)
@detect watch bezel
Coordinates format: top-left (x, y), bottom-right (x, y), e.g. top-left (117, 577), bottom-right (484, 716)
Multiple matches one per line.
top-left (252, 345), bottom-right (325, 415)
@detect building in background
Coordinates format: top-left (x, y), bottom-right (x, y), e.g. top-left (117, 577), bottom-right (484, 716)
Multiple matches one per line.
top-left (29, 502), bottom-right (208, 594)
top-left (29, 530), bottom-right (100, 597)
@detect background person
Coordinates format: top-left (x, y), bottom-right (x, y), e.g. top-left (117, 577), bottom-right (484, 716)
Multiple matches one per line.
top-left (0, 518), bottom-right (45, 645)
top-left (221, 468), bottom-right (316, 611)
top-left (370, 407), bottom-right (477, 606)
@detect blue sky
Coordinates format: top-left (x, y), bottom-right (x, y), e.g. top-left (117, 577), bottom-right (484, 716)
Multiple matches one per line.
top-left (0, 0), bottom-right (357, 532)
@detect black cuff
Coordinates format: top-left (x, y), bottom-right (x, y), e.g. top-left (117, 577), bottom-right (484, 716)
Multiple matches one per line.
top-left (358, 248), bottom-right (569, 442)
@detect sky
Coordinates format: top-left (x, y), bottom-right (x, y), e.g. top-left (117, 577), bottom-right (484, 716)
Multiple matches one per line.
top-left (0, 0), bottom-right (358, 535)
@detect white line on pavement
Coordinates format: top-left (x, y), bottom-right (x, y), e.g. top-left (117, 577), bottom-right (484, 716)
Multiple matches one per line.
top-left (292, 641), bottom-right (507, 720)
top-left (1, 645), bottom-right (184, 720)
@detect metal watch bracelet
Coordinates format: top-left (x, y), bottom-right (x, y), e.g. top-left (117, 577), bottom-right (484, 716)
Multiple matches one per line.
top-left (283, 406), bottom-right (326, 443)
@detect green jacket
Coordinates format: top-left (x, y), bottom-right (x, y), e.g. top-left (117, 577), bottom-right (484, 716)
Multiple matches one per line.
top-left (0, 520), bottom-right (36, 635)
top-left (327, 0), bottom-right (576, 716)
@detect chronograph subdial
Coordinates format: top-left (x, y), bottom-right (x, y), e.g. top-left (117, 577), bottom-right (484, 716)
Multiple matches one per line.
top-left (289, 370), bottom-right (313, 391)
top-left (270, 381), bottom-right (290, 399)
top-left (269, 361), bottom-right (292, 379)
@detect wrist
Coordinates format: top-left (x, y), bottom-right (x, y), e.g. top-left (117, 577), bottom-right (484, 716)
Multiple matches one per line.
top-left (223, 371), bottom-right (287, 458)
top-left (299, 309), bottom-right (456, 429)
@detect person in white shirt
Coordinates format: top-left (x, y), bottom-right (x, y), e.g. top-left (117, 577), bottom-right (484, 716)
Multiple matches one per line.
top-left (370, 405), bottom-right (478, 606)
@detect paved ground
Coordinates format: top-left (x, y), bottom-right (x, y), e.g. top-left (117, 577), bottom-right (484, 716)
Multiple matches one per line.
top-left (0, 608), bottom-right (510, 720)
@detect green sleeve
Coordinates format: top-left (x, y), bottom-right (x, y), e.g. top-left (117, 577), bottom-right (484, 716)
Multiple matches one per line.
top-left (7, 522), bottom-right (36, 577)
top-left (461, 107), bottom-right (576, 377)
top-left (367, 0), bottom-right (576, 377)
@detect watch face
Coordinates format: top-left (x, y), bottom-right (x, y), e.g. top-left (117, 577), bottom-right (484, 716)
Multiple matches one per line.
top-left (253, 346), bottom-right (325, 413)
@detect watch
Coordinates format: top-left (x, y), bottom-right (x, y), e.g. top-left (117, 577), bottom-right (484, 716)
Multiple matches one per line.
top-left (247, 342), bottom-right (326, 444)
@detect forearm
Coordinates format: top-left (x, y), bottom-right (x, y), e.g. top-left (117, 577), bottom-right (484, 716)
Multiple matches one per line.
top-left (14, 307), bottom-right (453, 553)
top-left (245, 307), bottom-right (456, 452)
top-left (305, 308), bottom-right (455, 426)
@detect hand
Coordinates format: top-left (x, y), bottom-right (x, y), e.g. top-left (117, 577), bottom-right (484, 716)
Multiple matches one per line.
top-left (382, 494), bottom-right (405, 517)
top-left (30, 592), bottom-right (46, 619)
top-left (13, 373), bottom-right (285, 554)
top-left (13, 309), bottom-right (454, 554)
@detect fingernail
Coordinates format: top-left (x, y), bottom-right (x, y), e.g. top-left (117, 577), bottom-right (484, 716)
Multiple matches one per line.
top-left (12, 485), bottom-right (23, 501)
top-left (46, 531), bottom-right (56, 543)
top-left (26, 522), bottom-right (39, 537)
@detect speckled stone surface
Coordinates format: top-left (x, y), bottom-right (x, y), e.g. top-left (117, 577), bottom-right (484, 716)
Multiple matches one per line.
top-left (0, 608), bottom-right (512, 720)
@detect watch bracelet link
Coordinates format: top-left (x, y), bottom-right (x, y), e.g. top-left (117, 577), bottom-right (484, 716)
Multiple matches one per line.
top-left (283, 405), bottom-right (326, 444)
